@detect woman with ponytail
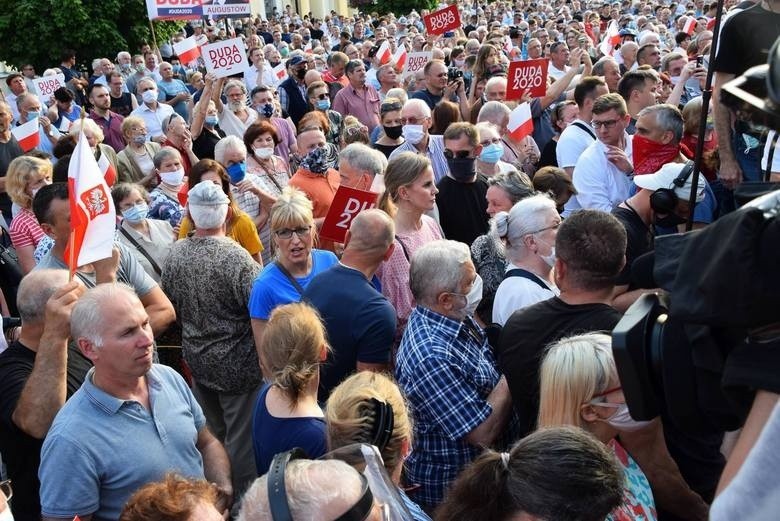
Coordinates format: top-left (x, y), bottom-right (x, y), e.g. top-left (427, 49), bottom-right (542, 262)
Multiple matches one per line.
top-left (326, 371), bottom-right (431, 520)
top-left (250, 302), bottom-right (328, 475)
top-left (376, 152), bottom-right (443, 347)
top-left (435, 426), bottom-right (624, 521)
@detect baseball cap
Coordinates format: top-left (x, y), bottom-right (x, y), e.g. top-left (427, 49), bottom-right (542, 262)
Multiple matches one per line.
top-left (397, 16), bottom-right (408, 25)
top-left (633, 162), bottom-right (706, 202)
top-left (287, 55), bottom-right (305, 66)
top-left (188, 180), bottom-right (229, 206)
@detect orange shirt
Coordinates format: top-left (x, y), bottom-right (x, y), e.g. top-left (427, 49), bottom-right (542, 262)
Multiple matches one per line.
top-left (288, 167), bottom-right (340, 218)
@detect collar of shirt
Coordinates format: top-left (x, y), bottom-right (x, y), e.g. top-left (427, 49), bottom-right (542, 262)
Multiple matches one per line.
top-left (83, 366), bottom-right (162, 415)
top-left (416, 305), bottom-right (486, 347)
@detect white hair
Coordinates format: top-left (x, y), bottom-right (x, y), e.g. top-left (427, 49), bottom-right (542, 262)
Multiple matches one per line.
top-left (402, 98), bottom-right (431, 118)
top-left (69, 118), bottom-right (104, 144)
top-left (339, 143), bottom-right (387, 177)
top-left (71, 283), bottom-right (139, 348)
top-left (214, 135), bottom-right (246, 166)
top-left (491, 193), bottom-right (557, 258)
top-left (189, 203), bottom-right (228, 230)
top-left (477, 101), bottom-right (511, 126)
top-left (485, 76), bottom-right (507, 92)
top-left (410, 240), bottom-right (471, 307)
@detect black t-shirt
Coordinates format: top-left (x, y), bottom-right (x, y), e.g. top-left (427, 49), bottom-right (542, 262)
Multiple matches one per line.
top-left (258, 31), bottom-right (274, 46)
top-left (713, 4), bottom-right (780, 76)
top-left (538, 138), bottom-right (559, 168)
top-left (497, 296), bottom-right (622, 438)
top-left (436, 174), bottom-right (490, 246)
top-left (409, 89), bottom-right (443, 111)
top-left (193, 126), bottom-right (226, 160)
top-left (110, 92), bottom-right (134, 118)
top-left (0, 340), bottom-right (92, 519)
top-left (0, 138), bottom-right (24, 218)
top-left (612, 204), bottom-right (653, 287)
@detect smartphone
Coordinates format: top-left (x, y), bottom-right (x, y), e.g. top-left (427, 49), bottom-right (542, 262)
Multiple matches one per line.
top-left (696, 55), bottom-right (703, 67)
top-left (578, 35), bottom-right (587, 49)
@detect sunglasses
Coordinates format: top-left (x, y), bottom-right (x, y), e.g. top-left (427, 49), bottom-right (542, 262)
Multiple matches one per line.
top-left (443, 149), bottom-right (472, 159)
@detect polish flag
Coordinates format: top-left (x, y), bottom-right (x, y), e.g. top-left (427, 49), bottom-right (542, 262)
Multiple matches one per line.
top-left (11, 118), bottom-right (41, 152)
top-left (65, 131), bottom-right (116, 273)
top-left (174, 36), bottom-right (202, 65)
top-left (272, 62), bottom-right (288, 82)
top-left (59, 118), bottom-right (71, 133)
top-left (599, 20), bottom-right (621, 57)
top-left (97, 153), bottom-right (117, 187)
top-left (391, 46), bottom-right (407, 71)
top-left (507, 102), bottom-right (534, 142)
top-left (376, 40), bottom-right (392, 65)
top-left (683, 18), bottom-right (697, 35)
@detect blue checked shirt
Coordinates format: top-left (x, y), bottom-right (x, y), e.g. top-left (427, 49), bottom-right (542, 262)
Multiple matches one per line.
top-left (395, 305), bottom-right (501, 508)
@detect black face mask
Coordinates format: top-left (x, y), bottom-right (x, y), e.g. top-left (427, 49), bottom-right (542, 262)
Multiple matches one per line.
top-left (383, 125), bottom-right (403, 140)
top-left (446, 157), bottom-right (477, 181)
top-left (295, 67), bottom-right (307, 80)
top-left (654, 212), bottom-right (686, 228)
top-left (269, 60), bottom-right (280, 68)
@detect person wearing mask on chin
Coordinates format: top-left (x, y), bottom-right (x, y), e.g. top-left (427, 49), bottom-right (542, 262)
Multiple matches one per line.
top-left (278, 55), bottom-right (310, 129)
top-left (130, 78), bottom-right (173, 144)
top-left (250, 84), bottom-right (298, 166)
top-left (389, 99), bottom-right (448, 183)
top-left (148, 147), bottom-right (187, 228)
top-left (209, 76), bottom-right (257, 140)
top-left (307, 81), bottom-right (343, 147)
top-left (436, 122), bottom-right (490, 246)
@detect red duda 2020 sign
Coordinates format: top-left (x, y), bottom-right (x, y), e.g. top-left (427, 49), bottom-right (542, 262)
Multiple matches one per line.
top-left (424, 5), bottom-right (461, 35)
top-left (506, 59), bottom-right (549, 100)
top-left (320, 186), bottom-right (379, 243)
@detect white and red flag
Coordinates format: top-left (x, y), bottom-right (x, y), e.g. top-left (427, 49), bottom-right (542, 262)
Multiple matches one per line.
top-left (599, 20), bottom-right (621, 57)
top-left (97, 153), bottom-right (117, 187)
top-left (507, 102), bottom-right (534, 141)
top-left (272, 62), bottom-right (288, 82)
top-left (11, 118), bottom-right (40, 152)
top-left (683, 17), bottom-right (697, 35)
top-left (65, 131), bottom-right (116, 274)
top-left (173, 35), bottom-right (202, 65)
top-left (391, 45), bottom-right (408, 71)
top-left (376, 41), bottom-right (392, 65)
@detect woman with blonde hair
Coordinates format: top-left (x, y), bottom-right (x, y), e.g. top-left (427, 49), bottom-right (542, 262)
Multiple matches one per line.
top-left (376, 152), bottom-right (442, 345)
top-left (537, 332), bottom-right (658, 520)
top-left (251, 302), bottom-right (328, 474)
top-left (326, 371), bottom-right (431, 520)
top-left (6, 156), bottom-right (54, 272)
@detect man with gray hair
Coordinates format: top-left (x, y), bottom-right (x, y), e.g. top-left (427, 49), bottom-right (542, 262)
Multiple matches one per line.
top-left (303, 209), bottom-right (397, 402)
top-left (395, 239), bottom-right (512, 511)
top-left (389, 98), bottom-right (448, 182)
top-left (0, 270), bottom-right (87, 520)
top-left (130, 76), bottom-right (173, 143)
top-left (338, 142), bottom-right (387, 192)
top-left (592, 56), bottom-right (622, 92)
top-left (161, 181), bottom-right (263, 501)
top-left (39, 282), bottom-right (232, 521)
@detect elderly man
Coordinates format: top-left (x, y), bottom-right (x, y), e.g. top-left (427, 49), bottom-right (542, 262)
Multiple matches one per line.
top-left (38, 283), bottom-right (232, 521)
top-left (16, 93), bottom-right (61, 156)
top-left (396, 239), bottom-right (512, 511)
top-left (303, 209), bottom-right (396, 402)
top-left (33, 183), bottom-right (175, 336)
top-left (619, 41), bottom-right (639, 74)
top-left (526, 38), bottom-right (543, 60)
top-left (322, 51), bottom-right (350, 88)
top-left (389, 99), bottom-right (448, 182)
top-left (332, 60), bottom-right (381, 133)
top-left (468, 76), bottom-right (507, 124)
top-left (278, 55), bottom-right (310, 128)
top-left (547, 42), bottom-right (572, 81)
top-left (212, 77), bottom-right (258, 139)
top-left (592, 56), bottom-right (622, 92)
top-left (437, 122), bottom-right (490, 246)
top-left (130, 77), bottom-right (174, 143)
top-left (161, 181), bottom-right (262, 500)
top-left (0, 270), bottom-right (87, 520)
top-left (337, 142), bottom-right (387, 192)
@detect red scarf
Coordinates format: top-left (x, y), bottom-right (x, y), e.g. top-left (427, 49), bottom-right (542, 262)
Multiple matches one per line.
top-left (632, 134), bottom-right (688, 175)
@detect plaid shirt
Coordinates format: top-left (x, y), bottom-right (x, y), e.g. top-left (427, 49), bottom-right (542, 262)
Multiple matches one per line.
top-left (395, 305), bottom-right (500, 508)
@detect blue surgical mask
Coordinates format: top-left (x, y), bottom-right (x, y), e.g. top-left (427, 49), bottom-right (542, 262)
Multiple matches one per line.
top-left (316, 99), bottom-right (331, 111)
top-left (122, 202), bottom-right (149, 223)
top-left (259, 103), bottom-right (275, 118)
top-left (479, 142), bottom-right (504, 164)
top-left (205, 115), bottom-right (219, 127)
top-left (226, 161), bottom-right (246, 184)
top-left (132, 134), bottom-right (147, 144)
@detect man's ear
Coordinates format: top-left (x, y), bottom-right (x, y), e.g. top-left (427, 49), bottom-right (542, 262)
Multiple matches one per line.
top-left (660, 129), bottom-right (675, 145)
top-left (383, 242), bottom-right (396, 262)
top-left (78, 338), bottom-right (99, 363)
top-left (40, 222), bottom-right (55, 239)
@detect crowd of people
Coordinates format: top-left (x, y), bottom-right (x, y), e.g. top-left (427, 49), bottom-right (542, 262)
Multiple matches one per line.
top-left (0, 0), bottom-right (778, 519)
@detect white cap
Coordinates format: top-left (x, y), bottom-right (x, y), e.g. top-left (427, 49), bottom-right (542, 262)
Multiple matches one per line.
top-left (633, 162), bottom-right (707, 202)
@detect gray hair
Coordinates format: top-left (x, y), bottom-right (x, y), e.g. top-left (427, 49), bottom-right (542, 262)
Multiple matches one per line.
top-left (15, 92), bottom-right (36, 112)
top-left (152, 146), bottom-right (182, 169)
top-left (17, 269), bottom-right (69, 324)
top-left (238, 459), bottom-right (364, 521)
top-left (410, 240), bottom-right (471, 307)
top-left (402, 98), bottom-right (431, 118)
top-left (484, 76), bottom-right (507, 92)
top-left (486, 169), bottom-right (535, 204)
top-left (71, 283), bottom-right (139, 348)
top-left (637, 104), bottom-right (684, 143)
top-left (592, 57), bottom-right (618, 77)
top-left (339, 143), bottom-right (387, 177)
top-left (223, 79), bottom-right (247, 96)
top-left (491, 193), bottom-right (557, 258)
top-left (136, 76), bottom-right (157, 94)
top-left (214, 135), bottom-right (246, 166)
top-left (477, 101), bottom-right (511, 126)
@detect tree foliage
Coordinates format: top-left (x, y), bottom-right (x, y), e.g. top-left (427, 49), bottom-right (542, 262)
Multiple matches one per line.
top-left (0, 0), bottom-right (183, 72)
top-left (349, 0), bottom-right (439, 18)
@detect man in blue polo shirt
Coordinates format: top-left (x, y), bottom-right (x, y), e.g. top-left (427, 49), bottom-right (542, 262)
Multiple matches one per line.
top-left (303, 209), bottom-right (396, 402)
top-left (38, 283), bottom-right (232, 521)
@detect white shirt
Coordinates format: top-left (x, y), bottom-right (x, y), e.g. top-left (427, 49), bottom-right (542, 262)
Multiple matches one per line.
top-left (572, 134), bottom-right (634, 212)
top-left (244, 63), bottom-right (278, 92)
top-left (130, 102), bottom-right (174, 140)
top-left (218, 104), bottom-right (258, 139)
top-left (547, 62), bottom-right (571, 81)
top-left (492, 263), bottom-right (559, 326)
top-left (556, 118), bottom-right (596, 168)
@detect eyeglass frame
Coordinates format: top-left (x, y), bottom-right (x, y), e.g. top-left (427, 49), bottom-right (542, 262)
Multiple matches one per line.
top-left (526, 221), bottom-right (561, 235)
top-left (274, 225), bottom-right (312, 240)
top-left (591, 118), bottom-right (622, 130)
top-left (479, 137), bottom-right (502, 147)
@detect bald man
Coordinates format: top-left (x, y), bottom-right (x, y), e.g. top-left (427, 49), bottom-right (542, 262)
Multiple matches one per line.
top-left (303, 209), bottom-right (397, 401)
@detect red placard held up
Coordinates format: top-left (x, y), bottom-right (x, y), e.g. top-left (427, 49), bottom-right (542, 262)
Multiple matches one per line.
top-left (320, 186), bottom-right (379, 243)
top-left (423, 5), bottom-right (461, 35)
top-left (506, 59), bottom-right (549, 100)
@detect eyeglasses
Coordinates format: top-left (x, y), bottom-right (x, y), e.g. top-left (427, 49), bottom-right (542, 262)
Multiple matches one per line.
top-left (1, 480), bottom-right (11, 502)
top-left (381, 101), bottom-right (402, 113)
top-left (479, 137), bottom-right (502, 147)
top-left (591, 119), bottom-right (622, 129)
top-left (443, 149), bottom-right (472, 159)
top-left (275, 225), bottom-right (311, 239)
top-left (527, 222), bottom-right (561, 234)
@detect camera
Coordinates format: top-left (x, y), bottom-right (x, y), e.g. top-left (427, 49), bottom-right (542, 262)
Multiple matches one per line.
top-left (448, 67), bottom-right (463, 82)
top-left (696, 55), bottom-right (704, 67)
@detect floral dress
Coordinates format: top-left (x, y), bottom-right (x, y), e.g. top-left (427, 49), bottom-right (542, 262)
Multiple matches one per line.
top-left (148, 187), bottom-right (184, 227)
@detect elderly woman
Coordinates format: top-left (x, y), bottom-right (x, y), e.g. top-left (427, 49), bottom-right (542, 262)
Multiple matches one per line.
top-left (326, 372), bottom-right (431, 520)
top-left (538, 333), bottom-right (658, 520)
top-left (376, 153), bottom-right (443, 344)
top-left (248, 187), bottom-right (338, 347)
top-left (148, 147), bottom-right (186, 227)
top-left (478, 101), bottom-right (540, 176)
top-left (160, 113), bottom-right (199, 175)
top-left (491, 193), bottom-right (561, 326)
top-left (470, 170), bottom-right (534, 325)
top-left (69, 118), bottom-right (119, 176)
top-left (178, 159), bottom-right (263, 264)
top-left (475, 122), bottom-right (515, 177)
top-left (252, 302), bottom-right (328, 475)
top-left (116, 115), bottom-right (162, 187)
top-left (111, 182), bottom-right (176, 282)
top-left (6, 156), bottom-right (54, 273)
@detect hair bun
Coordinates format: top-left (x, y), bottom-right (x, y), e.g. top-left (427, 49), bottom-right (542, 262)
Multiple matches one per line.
top-left (493, 211), bottom-right (510, 238)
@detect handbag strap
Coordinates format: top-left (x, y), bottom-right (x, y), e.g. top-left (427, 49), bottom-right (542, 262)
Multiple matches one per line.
top-left (119, 225), bottom-right (163, 276)
top-left (274, 261), bottom-right (306, 296)
top-left (395, 235), bottom-right (411, 262)
top-left (764, 131), bottom-right (779, 182)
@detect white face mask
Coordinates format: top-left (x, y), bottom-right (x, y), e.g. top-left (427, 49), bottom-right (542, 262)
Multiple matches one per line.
top-left (452, 274), bottom-right (483, 319)
top-left (254, 147), bottom-right (274, 159)
top-left (141, 89), bottom-right (158, 104)
top-left (160, 168), bottom-right (185, 186)
top-left (598, 403), bottom-right (654, 432)
top-left (402, 124), bottom-right (425, 145)
top-left (536, 237), bottom-right (556, 268)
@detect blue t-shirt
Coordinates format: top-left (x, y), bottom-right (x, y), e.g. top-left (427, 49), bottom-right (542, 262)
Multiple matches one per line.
top-left (251, 384), bottom-right (327, 475)
top-left (303, 264), bottom-right (396, 402)
top-left (248, 249), bottom-right (338, 320)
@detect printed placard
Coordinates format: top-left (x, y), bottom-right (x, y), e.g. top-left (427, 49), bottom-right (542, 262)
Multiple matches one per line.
top-left (146, 0), bottom-right (202, 20)
top-left (402, 51), bottom-right (433, 79)
top-left (201, 38), bottom-right (248, 79)
top-left (320, 186), bottom-right (379, 243)
top-left (33, 74), bottom-right (66, 104)
top-left (423, 5), bottom-right (461, 35)
top-left (506, 59), bottom-right (549, 100)
top-left (202, 0), bottom-right (251, 17)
